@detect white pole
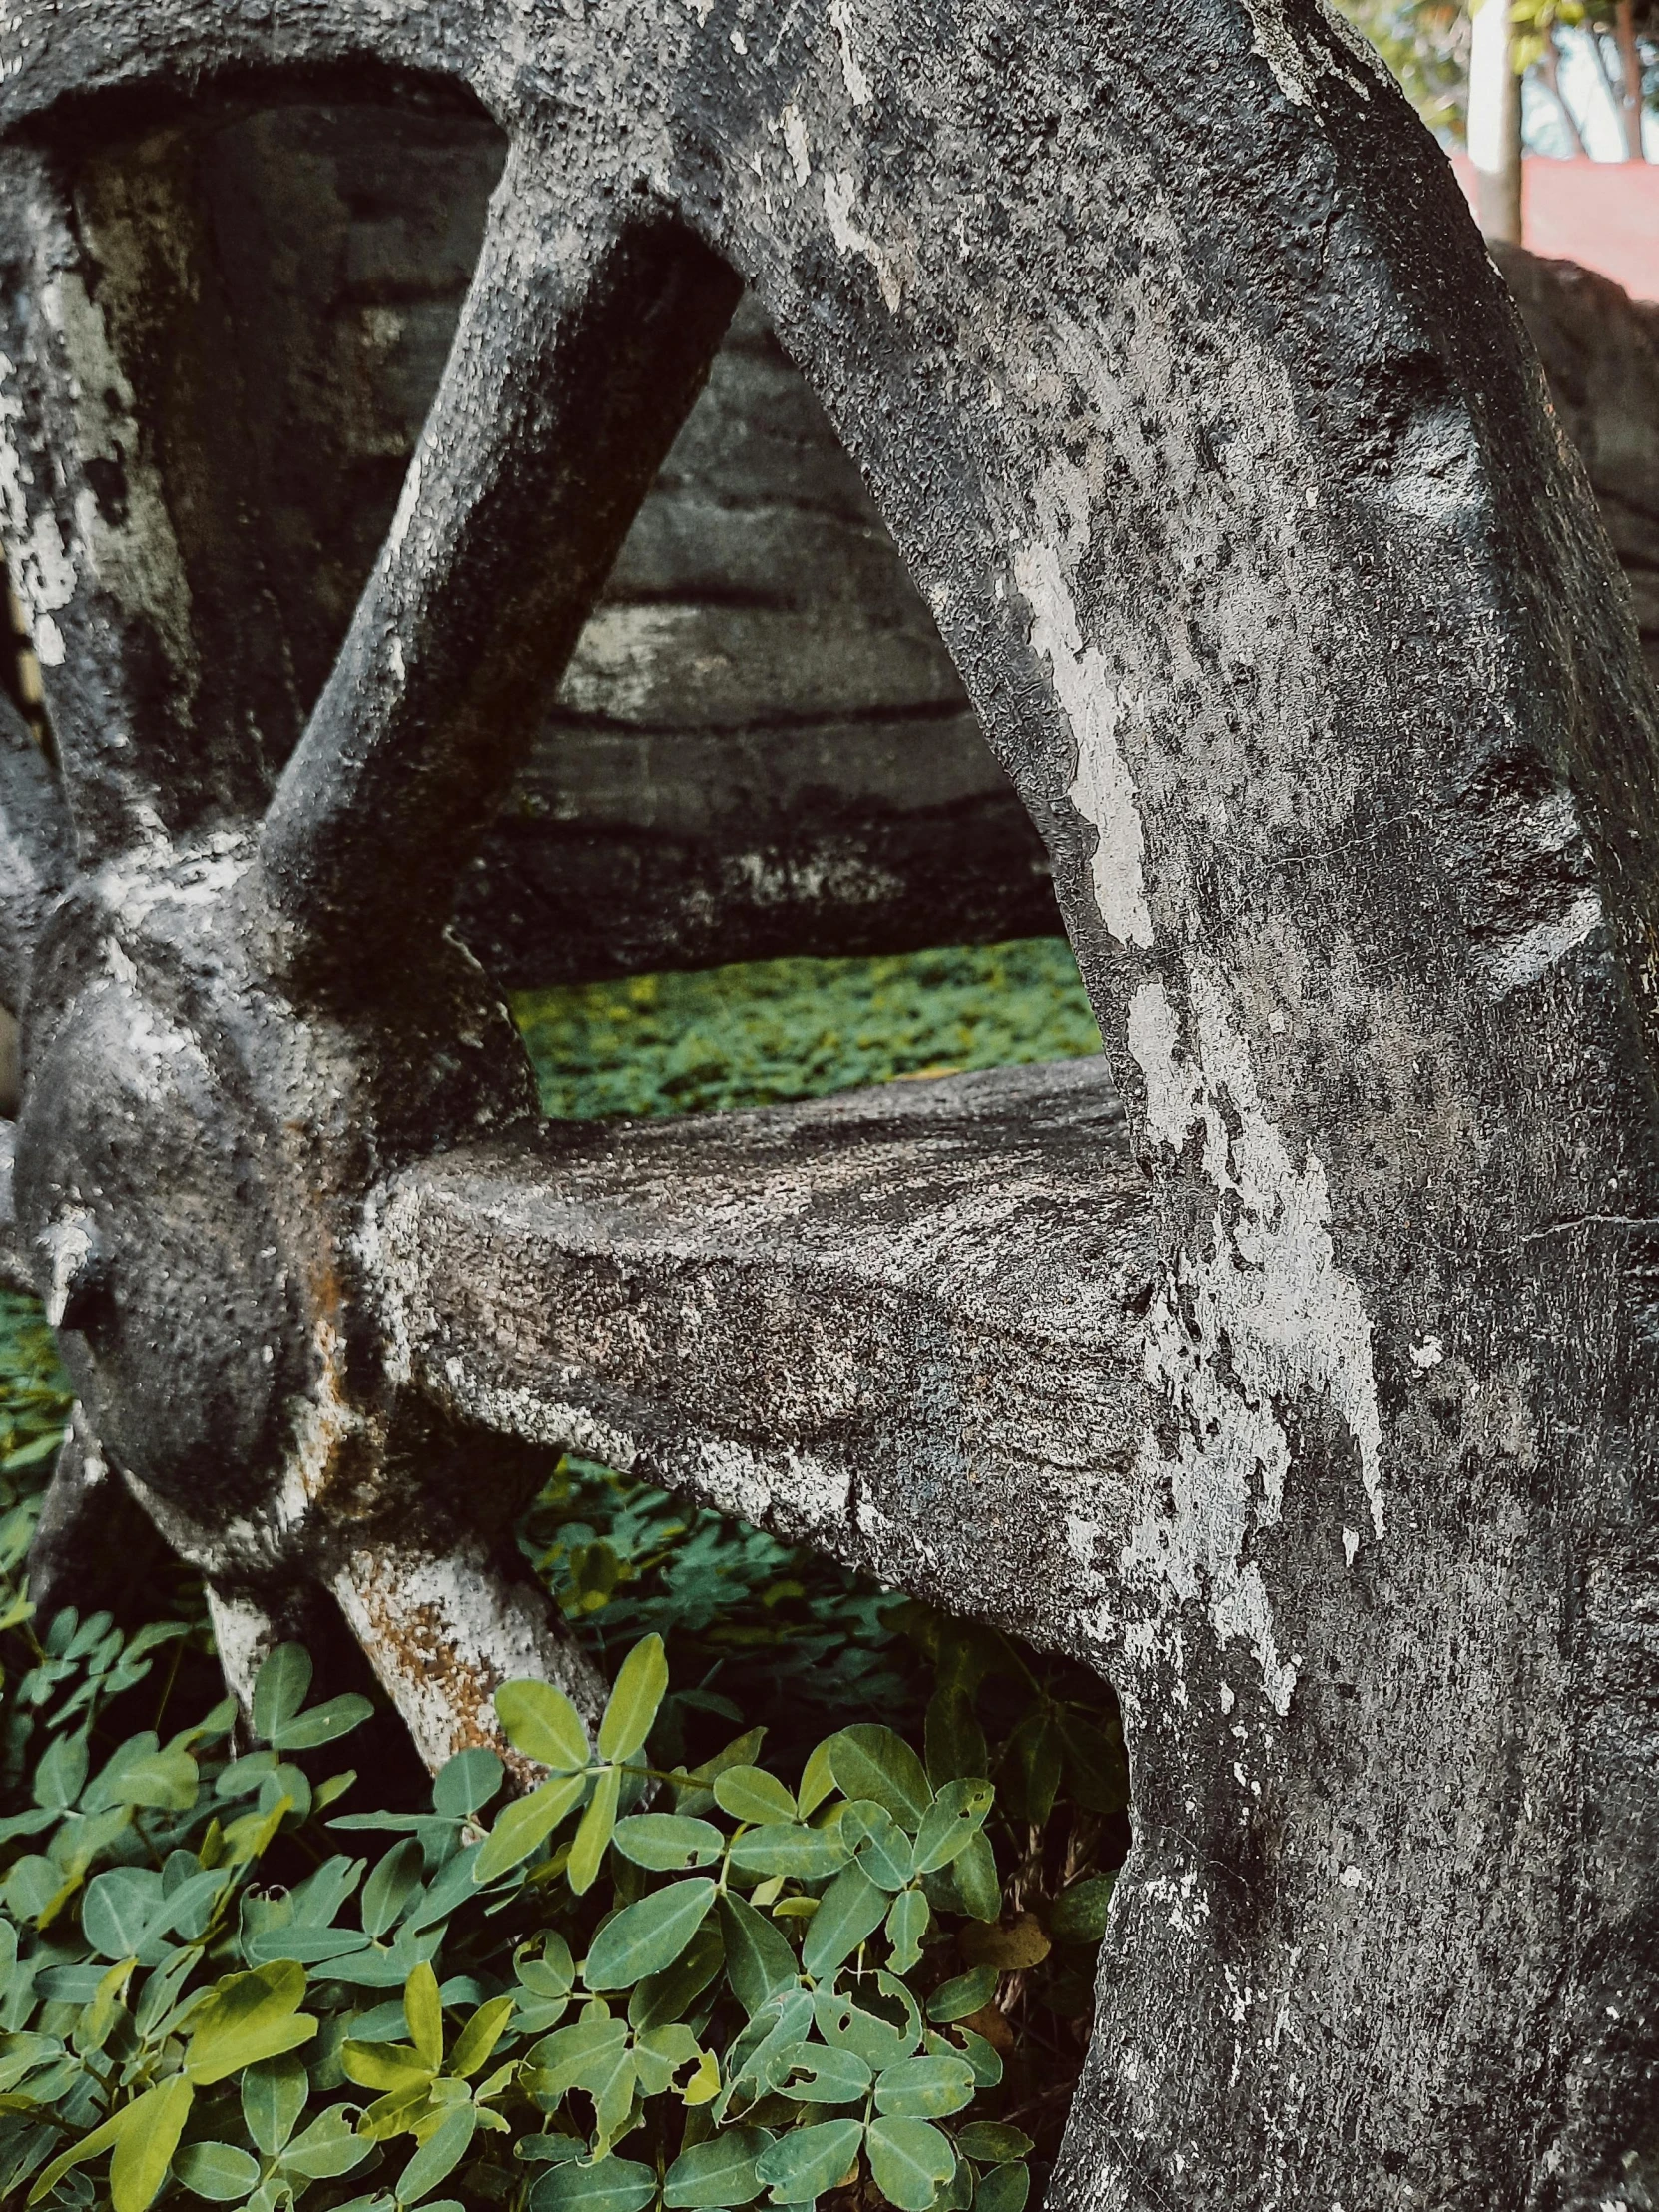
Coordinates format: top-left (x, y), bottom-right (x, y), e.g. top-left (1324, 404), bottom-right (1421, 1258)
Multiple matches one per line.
top-left (1468, 0), bottom-right (1524, 242)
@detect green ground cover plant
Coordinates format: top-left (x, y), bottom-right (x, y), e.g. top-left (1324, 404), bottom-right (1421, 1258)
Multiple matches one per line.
top-left (0, 941), bottom-right (1126, 2211)
top-left (507, 939), bottom-right (1099, 1121)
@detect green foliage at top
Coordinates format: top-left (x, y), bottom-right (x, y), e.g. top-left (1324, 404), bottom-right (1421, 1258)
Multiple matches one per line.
top-left (507, 940), bottom-right (1099, 1123)
top-left (0, 1613), bottom-right (1125, 2212)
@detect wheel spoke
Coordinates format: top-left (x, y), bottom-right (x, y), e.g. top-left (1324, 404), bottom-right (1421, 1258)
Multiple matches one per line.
top-left (0, 688), bottom-right (69, 1010)
top-left (260, 140), bottom-right (742, 987)
top-left (331, 1528), bottom-right (608, 1782)
top-left (370, 1059), bottom-right (1146, 1659)
top-left (0, 141), bottom-right (300, 854)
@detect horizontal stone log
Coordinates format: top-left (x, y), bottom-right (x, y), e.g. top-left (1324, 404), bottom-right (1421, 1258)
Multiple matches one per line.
top-left (370, 1057), bottom-right (1150, 1654)
top-left (555, 604), bottom-right (966, 729)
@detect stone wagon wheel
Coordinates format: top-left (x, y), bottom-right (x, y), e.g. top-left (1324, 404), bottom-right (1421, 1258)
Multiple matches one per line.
top-left (0, 3), bottom-right (1657, 2205)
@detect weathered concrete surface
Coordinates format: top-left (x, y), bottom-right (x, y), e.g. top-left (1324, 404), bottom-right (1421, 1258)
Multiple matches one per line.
top-left (0, 5), bottom-right (1656, 2207)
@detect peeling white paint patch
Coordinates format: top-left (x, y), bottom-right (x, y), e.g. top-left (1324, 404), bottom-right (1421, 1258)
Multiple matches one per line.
top-left (828, 0), bottom-right (873, 104)
top-left (1242, 0), bottom-right (1315, 101)
top-left (822, 173), bottom-right (902, 312)
top-left (1243, 0), bottom-right (1373, 103)
top-left (1121, 964), bottom-right (1385, 1712)
top-left (1410, 1334), bottom-right (1444, 1372)
top-left (781, 104), bottom-right (812, 182)
top-left (386, 437), bottom-right (427, 562)
top-left (1066, 1512), bottom-right (1101, 1566)
top-left (1014, 538), bottom-right (1155, 949)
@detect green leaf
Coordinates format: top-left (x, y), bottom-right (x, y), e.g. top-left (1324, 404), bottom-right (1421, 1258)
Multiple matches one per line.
top-left (612, 1814), bottom-right (724, 1871)
top-left (796, 1740), bottom-right (838, 1818)
top-left (110, 2073), bottom-right (196, 2212)
top-left (270, 1694), bottom-right (373, 1753)
top-left (568, 1765), bottom-right (622, 1898)
top-left (598, 1635), bottom-right (669, 1763)
top-left (755, 2118), bottom-right (863, 2205)
top-left (923, 1690), bottom-right (987, 1791)
top-left (629, 1914), bottom-right (725, 2032)
top-left (952, 2027), bottom-right (1003, 2089)
top-left (873, 2055), bottom-right (975, 2119)
top-left (948, 1832), bottom-right (1001, 1923)
top-left (185, 1962), bottom-right (317, 2084)
top-left (1054, 1714), bottom-right (1128, 1817)
top-left (474, 1773), bottom-right (586, 1885)
top-left (728, 1824), bottom-right (847, 1882)
top-left (911, 1780), bottom-right (993, 1875)
top-left (973, 2161), bottom-right (1030, 2212)
top-left (27, 2100), bottom-right (127, 2203)
top-left (531, 2154), bottom-right (657, 2212)
top-left (778, 2040), bottom-right (872, 2105)
top-left (243, 2051), bottom-right (308, 2157)
top-left (83, 1867), bottom-right (161, 1959)
top-left (925, 1968), bottom-right (999, 2024)
top-left (813, 1991), bottom-right (914, 2071)
top-left (433, 1749), bottom-right (505, 1819)
top-left (495, 1681), bottom-right (590, 1774)
top-left (825, 1727), bottom-right (931, 1832)
top-left (252, 1645), bottom-right (311, 1744)
top-left (674, 1728), bottom-right (768, 1819)
top-left (663, 2127), bottom-right (773, 2208)
top-left (396, 2103), bottom-right (477, 2204)
top-left (174, 2141), bottom-right (262, 2202)
top-left (450, 1994), bottom-right (516, 2077)
top-left (720, 1988), bottom-right (813, 2116)
top-left (91, 1740), bottom-right (199, 1813)
top-left (864, 2118), bottom-right (955, 2212)
top-left (712, 1767), bottom-right (796, 1827)
top-left (528, 2011), bottom-right (629, 2099)
top-left (1048, 1875), bottom-right (1116, 1945)
top-left (884, 1887), bottom-right (929, 1975)
top-left (953, 2124), bottom-right (1032, 2167)
top-left (405, 1960), bottom-right (444, 2070)
top-left (718, 1894), bottom-right (798, 2016)
top-left (802, 1863), bottom-right (888, 1980)
top-left (32, 1728), bottom-right (89, 1811)
top-left (344, 2036), bottom-right (433, 2093)
top-left (842, 1802), bottom-right (912, 1892)
top-left (362, 1837), bottom-right (425, 1939)
top-left (1000, 1714), bottom-right (1062, 1827)
top-left (277, 2107), bottom-right (377, 2181)
top-left (584, 1877), bottom-right (718, 1990)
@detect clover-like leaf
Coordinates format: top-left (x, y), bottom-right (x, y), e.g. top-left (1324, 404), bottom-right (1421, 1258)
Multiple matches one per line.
top-left (495, 1682), bottom-right (590, 1774)
top-left (864, 2117), bottom-right (955, 2212)
top-left (584, 1877), bottom-right (718, 1990)
top-left (598, 1635), bottom-right (669, 1764)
